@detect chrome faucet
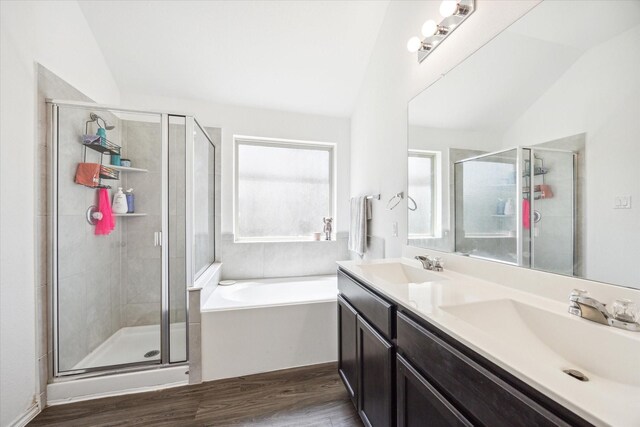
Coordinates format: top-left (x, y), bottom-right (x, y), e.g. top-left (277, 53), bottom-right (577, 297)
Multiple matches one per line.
top-left (415, 255), bottom-right (444, 272)
top-left (569, 289), bottom-right (639, 332)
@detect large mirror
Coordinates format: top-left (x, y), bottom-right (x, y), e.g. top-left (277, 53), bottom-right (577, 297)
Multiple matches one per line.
top-left (407, 0), bottom-right (640, 290)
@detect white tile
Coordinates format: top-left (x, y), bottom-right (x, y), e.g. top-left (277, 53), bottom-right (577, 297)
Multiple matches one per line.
top-left (220, 240), bottom-right (264, 279)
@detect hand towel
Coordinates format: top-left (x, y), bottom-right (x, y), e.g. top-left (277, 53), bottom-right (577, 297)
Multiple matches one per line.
top-left (74, 163), bottom-right (101, 187)
top-left (539, 184), bottom-right (554, 199)
top-left (95, 188), bottom-right (115, 235)
top-left (348, 196), bottom-right (367, 257)
top-left (522, 198), bottom-right (531, 230)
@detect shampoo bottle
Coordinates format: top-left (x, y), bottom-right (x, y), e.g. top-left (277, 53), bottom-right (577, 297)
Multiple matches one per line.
top-left (112, 187), bottom-right (128, 214)
top-left (125, 188), bottom-right (135, 213)
top-left (503, 198), bottom-right (515, 216)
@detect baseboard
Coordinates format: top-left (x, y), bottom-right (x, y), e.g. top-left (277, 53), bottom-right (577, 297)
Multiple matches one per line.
top-left (9, 403), bottom-right (40, 427)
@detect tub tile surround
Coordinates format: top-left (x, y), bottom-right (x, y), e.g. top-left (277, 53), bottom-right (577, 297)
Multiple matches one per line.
top-left (220, 232), bottom-right (349, 280)
top-left (338, 250), bottom-right (640, 426)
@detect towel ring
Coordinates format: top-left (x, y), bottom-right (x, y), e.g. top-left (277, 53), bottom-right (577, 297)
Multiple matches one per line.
top-left (386, 192), bottom-right (404, 210)
top-left (408, 196), bottom-right (417, 211)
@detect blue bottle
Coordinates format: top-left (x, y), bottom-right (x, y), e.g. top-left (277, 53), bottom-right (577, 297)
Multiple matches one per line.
top-left (96, 127), bottom-right (107, 146)
top-left (125, 189), bottom-right (135, 213)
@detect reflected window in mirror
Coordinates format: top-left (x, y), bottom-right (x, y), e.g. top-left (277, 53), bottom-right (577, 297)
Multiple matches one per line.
top-left (408, 150), bottom-right (441, 241)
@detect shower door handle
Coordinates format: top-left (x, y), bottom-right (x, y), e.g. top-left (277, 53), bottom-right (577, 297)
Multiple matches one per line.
top-left (154, 231), bottom-right (162, 247)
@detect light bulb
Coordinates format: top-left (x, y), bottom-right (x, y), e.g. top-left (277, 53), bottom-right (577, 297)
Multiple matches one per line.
top-left (440, 0), bottom-right (458, 18)
top-left (407, 36), bottom-right (422, 53)
top-left (421, 20), bottom-right (438, 37)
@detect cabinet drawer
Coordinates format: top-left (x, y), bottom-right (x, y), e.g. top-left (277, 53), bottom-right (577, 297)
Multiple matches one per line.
top-left (397, 354), bottom-right (472, 427)
top-left (338, 270), bottom-right (394, 340)
top-left (397, 312), bottom-right (571, 427)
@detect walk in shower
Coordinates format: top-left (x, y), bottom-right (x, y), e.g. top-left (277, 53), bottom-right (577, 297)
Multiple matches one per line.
top-left (49, 100), bottom-right (215, 376)
top-left (454, 147), bottom-right (577, 275)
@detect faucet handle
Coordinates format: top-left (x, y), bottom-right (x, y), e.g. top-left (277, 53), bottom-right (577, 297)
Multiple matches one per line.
top-left (569, 289), bottom-right (588, 301)
top-left (611, 299), bottom-right (638, 323)
top-left (432, 257), bottom-right (444, 271)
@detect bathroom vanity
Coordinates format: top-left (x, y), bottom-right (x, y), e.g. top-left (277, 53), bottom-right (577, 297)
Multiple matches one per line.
top-left (336, 259), bottom-right (640, 427)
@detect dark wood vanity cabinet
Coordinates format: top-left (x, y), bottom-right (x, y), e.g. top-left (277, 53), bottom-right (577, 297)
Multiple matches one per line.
top-left (338, 270), bottom-right (395, 427)
top-left (336, 268), bottom-right (591, 427)
top-left (396, 312), bottom-right (577, 427)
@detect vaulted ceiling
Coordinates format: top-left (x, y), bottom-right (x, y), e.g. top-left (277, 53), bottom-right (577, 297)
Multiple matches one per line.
top-left (79, 0), bottom-right (390, 117)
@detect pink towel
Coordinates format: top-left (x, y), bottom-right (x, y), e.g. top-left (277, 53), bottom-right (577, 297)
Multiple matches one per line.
top-left (95, 188), bottom-right (115, 235)
top-left (522, 198), bottom-right (531, 229)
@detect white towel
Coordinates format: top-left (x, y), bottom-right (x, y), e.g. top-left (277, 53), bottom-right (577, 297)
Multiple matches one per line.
top-left (348, 196), bottom-right (368, 256)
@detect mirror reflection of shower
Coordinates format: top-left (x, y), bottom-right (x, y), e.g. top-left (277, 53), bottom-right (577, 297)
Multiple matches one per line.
top-left (453, 145), bottom-right (578, 276)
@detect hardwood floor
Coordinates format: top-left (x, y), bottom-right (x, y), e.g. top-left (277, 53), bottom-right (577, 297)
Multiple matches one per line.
top-left (30, 363), bottom-right (363, 427)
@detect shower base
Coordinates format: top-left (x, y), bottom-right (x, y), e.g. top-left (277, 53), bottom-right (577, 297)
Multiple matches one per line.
top-left (73, 323), bottom-right (187, 370)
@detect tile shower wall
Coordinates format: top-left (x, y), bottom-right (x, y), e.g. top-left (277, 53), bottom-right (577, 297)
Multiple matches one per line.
top-left (55, 103), bottom-right (123, 371)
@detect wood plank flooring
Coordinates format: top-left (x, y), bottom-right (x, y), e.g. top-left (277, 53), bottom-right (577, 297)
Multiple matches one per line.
top-left (30, 363), bottom-right (363, 427)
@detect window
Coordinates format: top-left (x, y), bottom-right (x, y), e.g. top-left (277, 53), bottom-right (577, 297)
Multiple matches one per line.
top-left (234, 137), bottom-right (335, 241)
top-left (408, 150), bottom-right (440, 238)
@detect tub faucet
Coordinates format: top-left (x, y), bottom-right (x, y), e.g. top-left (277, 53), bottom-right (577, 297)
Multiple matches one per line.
top-left (568, 289), bottom-right (640, 332)
top-left (415, 255), bottom-right (443, 272)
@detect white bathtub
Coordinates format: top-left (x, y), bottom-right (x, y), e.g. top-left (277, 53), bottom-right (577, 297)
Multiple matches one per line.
top-left (200, 275), bottom-right (338, 381)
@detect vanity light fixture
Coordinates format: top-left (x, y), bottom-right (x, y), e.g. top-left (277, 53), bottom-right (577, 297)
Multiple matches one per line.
top-left (407, 0), bottom-right (475, 63)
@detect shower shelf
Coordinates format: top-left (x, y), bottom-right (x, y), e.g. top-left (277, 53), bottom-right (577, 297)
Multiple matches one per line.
top-left (83, 138), bottom-right (121, 156)
top-left (108, 165), bottom-right (148, 173)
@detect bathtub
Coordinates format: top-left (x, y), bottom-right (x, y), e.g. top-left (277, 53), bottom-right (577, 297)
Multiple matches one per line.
top-left (200, 275), bottom-right (338, 381)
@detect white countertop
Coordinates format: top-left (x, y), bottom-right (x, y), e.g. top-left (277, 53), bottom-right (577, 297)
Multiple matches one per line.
top-left (337, 257), bottom-right (640, 427)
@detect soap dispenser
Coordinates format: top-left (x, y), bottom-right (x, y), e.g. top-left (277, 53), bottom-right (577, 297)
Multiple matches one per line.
top-left (112, 187), bottom-right (128, 214)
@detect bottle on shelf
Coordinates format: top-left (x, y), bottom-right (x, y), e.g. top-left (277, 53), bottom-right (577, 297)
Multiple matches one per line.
top-left (112, 187), bottom-right (128, 214)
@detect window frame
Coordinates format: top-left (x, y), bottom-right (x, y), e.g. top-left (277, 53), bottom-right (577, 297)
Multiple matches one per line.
top-left (408, 149), bottom-right (442, 239)
top-left (233, 135), bottom-right (336, 243)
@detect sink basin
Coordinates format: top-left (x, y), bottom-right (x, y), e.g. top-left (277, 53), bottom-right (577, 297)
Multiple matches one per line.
top-left (441, 299), bottom-right (640, 387)
top-left (357, 262), bottom-right (445, 285)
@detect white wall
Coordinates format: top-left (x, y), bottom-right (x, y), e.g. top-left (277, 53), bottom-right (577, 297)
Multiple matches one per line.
top-left (501, 25), bottom-right (640, 287)
top-left (350, 0), bottom-right (540, 259)
top-left (0, 1), bottom-right (119, 425)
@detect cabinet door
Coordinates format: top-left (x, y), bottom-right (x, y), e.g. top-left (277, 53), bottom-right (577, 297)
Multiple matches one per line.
top-left (357, 315), bottom-right (394, 427)
top-left (338, 295), bottom-right (358, 406)
top-left (397, 355), bottom-right (472, 427)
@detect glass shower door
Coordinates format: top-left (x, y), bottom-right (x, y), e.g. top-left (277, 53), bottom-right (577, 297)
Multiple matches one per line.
top-left (454, 149), bottom-right (519, 264)
top-left (54, 104), bottom-right (164, 374)
top-left (528, 148), bottom-right (576, 275)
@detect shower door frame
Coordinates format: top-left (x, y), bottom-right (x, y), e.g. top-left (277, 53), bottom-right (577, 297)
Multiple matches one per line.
top-left (48, 99), bottom-right (198, 379)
